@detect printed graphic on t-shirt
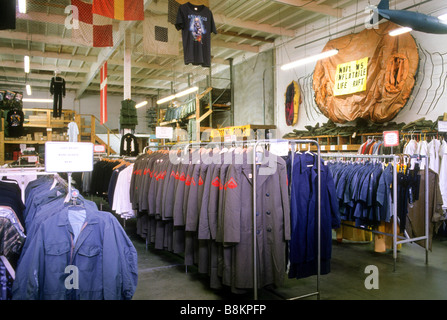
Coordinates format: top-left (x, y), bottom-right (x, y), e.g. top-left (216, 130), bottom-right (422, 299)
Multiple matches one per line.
top-left (189, 15), bottom-right (207, 43)
top-left (10, 114), bottom-right (21, 127)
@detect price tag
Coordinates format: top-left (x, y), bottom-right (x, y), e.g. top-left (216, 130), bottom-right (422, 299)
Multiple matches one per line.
top-left (383, 131), bottom-right (399, 147)
top-left (438, 121), bottom-right (447, 132)
top-left (342, 145), bottom-right (348, 150)
top-left (94, 145), bottom-right (106, 153)
top-left (321, 145), bottom-right (326, 150)
top-left (45, 142), bottom-right (93, 173)
top-left (330, 145), bottom-right (336, 151)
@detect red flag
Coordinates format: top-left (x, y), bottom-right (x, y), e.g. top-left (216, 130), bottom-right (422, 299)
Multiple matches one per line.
top-left (100, 62), bottom-right (108, 124)
top-left (93, 0), bottom-right (144, 21)
top-left (71, 0), bottom-right (113, 47)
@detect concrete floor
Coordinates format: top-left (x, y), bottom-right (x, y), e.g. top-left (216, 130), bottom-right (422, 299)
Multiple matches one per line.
top-left (92, 195), bottom-right (447, 300)
top-left (119, 218), bottom-right (447, 301)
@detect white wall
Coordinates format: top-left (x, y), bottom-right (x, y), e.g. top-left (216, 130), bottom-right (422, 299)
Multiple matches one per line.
top-left (274, 0), bottom-right (447, 138)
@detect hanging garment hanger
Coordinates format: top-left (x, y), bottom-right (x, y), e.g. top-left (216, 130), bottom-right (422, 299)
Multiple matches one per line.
top-left (305, 143), bottom-right (314, 156)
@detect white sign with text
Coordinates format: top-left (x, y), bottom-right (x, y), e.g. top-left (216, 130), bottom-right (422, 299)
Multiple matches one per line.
top-left (45, 142), bottom-right (94, 172)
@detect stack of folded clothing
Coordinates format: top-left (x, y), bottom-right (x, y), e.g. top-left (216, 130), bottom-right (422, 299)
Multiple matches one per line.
top-left (120, 99), bottom-right (138, 130)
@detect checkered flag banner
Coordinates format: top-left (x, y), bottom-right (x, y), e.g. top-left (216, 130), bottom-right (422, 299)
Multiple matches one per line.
top-left (143, 12), bottom-right (179, 56)
top-left (71, 0), bottom-right (113, 47)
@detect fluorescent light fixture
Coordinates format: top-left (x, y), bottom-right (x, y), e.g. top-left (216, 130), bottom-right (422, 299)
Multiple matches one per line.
top-left (22, 98), bottom-right (53, 103)
top-left (174, 86), bottom-right (199, 98)
top-left (18, 0), bottom-right (27, 13)
top-left (24, 55), bottom-right (30, 73)
top-left (135, 100), bottom-right (148, 108)
top-left (156, 86), bottom-right (200, 104)
top-left (389, 27), bottom-right (412, 36)
top-left (157, 94), bottom-right (176, 105)
top-left (26, 84), bottom-right (32, 96)
top-left (281, 49), bottom-right (339, 71)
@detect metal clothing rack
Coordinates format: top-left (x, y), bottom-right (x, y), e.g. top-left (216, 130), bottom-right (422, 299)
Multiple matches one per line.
top-left (252, 139), bottom-right (322, 301)
top-left (156, 139), bottom-right (324, 300)
top-left (321, 153), bottom-right (429, 271)
top-left (0, 166), bottom-right (78, 204)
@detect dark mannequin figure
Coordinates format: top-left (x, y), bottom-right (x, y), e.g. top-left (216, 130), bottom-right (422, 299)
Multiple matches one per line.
top-left (50, 71), bottom-right (66, 118)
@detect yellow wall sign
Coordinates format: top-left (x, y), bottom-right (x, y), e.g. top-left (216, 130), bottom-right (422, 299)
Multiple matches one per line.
top-left (334, 57), bottom-right (368, 96)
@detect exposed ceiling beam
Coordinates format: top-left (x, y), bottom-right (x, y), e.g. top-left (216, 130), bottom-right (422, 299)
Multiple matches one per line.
top-left (218, 30), bottom-right (275, 43)
top-left (213, 13), bottom-right (295, 37)
top-left (2, 69), bottom-right (176, 85)
top-left (212, 39), bottom-right (259, 53)
top-left (272, 0), bottom-right (342, 17)
top-left (0, 78), bottom-right (163, 96)
top-left (147, 0), bottom-right (292, 37)
top-left (16, 10), bottom-right (270, 51)
top-left (0, 30), bottom-right (86, 48)
top-left (0, 60), bottom-right (87, 73)
top-left (1, 70), bottom-right (175, 91)
top-left (0, 47), bottom-right (97, 63)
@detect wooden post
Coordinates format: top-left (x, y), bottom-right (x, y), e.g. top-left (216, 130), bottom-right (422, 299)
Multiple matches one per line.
top-left (75, 114), bottom-right (81, 142)
top-left (91, 115), bottom-right (96, 143)
top-left (195, 95), bottom-right (200, 142)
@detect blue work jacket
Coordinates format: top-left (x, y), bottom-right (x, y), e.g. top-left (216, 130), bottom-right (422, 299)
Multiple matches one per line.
top-left (288, 153), bottom-right (340, 279)
top-left (12, 206), bottom-right (138, 300)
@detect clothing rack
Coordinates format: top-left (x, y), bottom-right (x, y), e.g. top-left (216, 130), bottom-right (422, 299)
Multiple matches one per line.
top-left (252, 138), bottom-right (322, 301)
top-left (147, 139), bottom-right (323, 300)
top-left (321, 153), bottom-right (429, 271)
top-left (0, 167), bottom-right (77, 204)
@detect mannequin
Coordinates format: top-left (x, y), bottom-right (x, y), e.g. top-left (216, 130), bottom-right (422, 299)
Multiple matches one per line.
top-left (50, 70), bottom-right (66, 118)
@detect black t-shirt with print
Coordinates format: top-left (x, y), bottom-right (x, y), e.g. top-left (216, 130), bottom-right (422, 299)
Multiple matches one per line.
top-left (6, 108), bottom-right (24, 138)
top-left (175, 2), bottom-right (217, 67)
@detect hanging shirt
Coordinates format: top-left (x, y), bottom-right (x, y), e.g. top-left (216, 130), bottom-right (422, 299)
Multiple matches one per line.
top-left (67, 122), bottom-right (79, 142)
top-left (0, 0), bottom-right (16, 30)
top-left (428, 139), bottom-right (441, 174)
top-left (6, 108), bottom-right (24, 138)
top-left (418, 140), bottom-right (429, 169)
top-left (175, 2), bottom-right (217, 67)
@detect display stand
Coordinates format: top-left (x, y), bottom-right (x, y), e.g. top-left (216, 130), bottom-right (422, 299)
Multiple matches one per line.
top-left (321, 153), bottom-right (429, 270)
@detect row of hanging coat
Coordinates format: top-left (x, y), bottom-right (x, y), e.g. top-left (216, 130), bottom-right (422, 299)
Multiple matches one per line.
top-left (10, 174), bottom-right (138, 300)
top-left (325, 155), bottom-right (422, 230)
top-left (107, 159), bottom-right (136, 220)
top-left (324, 153), bottom-right (445, 254)
top-left (90, 158), bottom-right (125, 198)
top-left (130, 146), bottom-right (291, 293)
top-left (402, 133), bottom-right (447, 209)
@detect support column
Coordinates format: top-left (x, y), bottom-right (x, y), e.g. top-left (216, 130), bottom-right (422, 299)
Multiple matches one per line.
top-left (124, 30), bottom-right (132, 100)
